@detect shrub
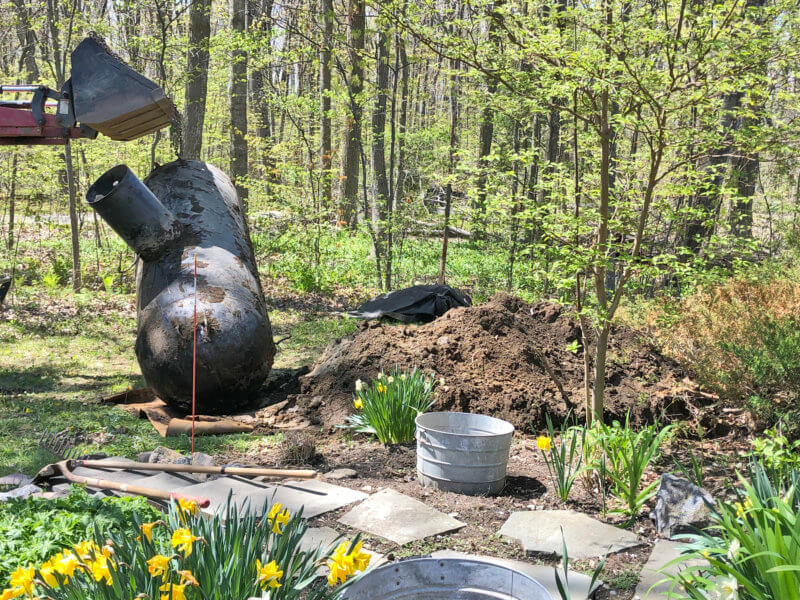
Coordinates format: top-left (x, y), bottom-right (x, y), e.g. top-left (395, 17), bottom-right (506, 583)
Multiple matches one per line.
top-left (651, 275), bottom-right (800, 435)
top-left (344, 367), bottom-right (437, 444)
top-left (670, 461), bottom-right (800, 600)
top-left (2, 497), bottom-right (371, 600)
top-left (0, 486), bottom-right (161, 587)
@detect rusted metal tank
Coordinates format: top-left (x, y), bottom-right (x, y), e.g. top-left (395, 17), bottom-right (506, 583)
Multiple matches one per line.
top-left (86, 160), bottom-right (275, 414)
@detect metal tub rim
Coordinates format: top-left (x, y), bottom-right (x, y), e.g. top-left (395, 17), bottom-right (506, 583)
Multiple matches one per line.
top-left (339, 558), bottom-right (551, 600)
top-left (415, 411), bottom-right (515, 438)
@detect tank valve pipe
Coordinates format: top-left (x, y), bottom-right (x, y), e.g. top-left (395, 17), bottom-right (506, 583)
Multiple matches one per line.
top-left (86, 164), bottom-right (178, 261)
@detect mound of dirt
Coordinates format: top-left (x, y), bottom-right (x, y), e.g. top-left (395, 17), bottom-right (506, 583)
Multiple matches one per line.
top-left (295, 293), bottom-right (714, 431)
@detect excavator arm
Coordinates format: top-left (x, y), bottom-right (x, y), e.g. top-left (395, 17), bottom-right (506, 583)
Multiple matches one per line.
top-left (0, 36), bottom-right (174, 146)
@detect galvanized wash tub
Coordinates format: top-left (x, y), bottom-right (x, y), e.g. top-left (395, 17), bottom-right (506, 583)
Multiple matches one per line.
top-left (416, 412), bottom-right (514, 495)
top-left (339, 558), bottom-right (551, 600)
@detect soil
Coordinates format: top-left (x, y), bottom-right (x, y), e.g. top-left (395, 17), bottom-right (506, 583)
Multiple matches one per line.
top-left (228, 429), bottom-right (752, 600)
top-left (289, 293), bottom-right (733, 435)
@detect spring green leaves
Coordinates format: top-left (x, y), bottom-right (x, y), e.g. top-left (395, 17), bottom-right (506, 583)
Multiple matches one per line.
top-left (344, 367), bottom-right (437, 444)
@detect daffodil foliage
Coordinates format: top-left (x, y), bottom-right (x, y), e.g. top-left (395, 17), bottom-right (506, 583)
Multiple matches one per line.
top-left (345, 366), bottom-right (438, 444)
top-left (1, 497), bottom-right (370, 600)
top-left (670, 461), bottom-right (800, 600)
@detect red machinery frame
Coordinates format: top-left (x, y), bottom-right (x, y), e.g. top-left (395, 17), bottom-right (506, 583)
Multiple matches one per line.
top-left (0, 84), bottom-right (96, 145)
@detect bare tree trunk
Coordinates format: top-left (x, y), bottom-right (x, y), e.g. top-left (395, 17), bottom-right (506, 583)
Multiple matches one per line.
top-left (248, 0), bottom-right (275, 177)
top-left (65, 140), bottom-right (81, 292)
top-left (339, 0), bottom-right (365, 227)
top-left (8, 153), bottom-right (17, 251)
top-left (730, 152), bottom-right (757, 238)
top-left (439, 52), bottom-right (460, 284)
top-left (372, 25), bottom-right (391, 289)
top-left (184, 0), bottom-right (212, 159)
top-left (11, 0), bottom-right (38, 80)
top-left (320, 0), bottom-right (333, 212)
top-left (393, 34), bottom-right (410, 210)
top-left (473, 1), bottom-right (502, 239)
top-left (230, 0), bottom-right (249, 206)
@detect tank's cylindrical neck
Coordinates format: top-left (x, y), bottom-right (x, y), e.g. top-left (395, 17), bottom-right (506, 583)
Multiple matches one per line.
top-left (86, 164), bottom-right (178, 261)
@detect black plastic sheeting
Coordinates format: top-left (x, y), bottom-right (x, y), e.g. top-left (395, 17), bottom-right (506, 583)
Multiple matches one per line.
top-left (349, 284), bottom-right (472, 323)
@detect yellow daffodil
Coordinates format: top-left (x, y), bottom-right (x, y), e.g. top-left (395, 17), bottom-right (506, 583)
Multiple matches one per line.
top-left (39, 558), bottom-right (59, 588)
top-left (267, 503), bottom-right (291, 535)
top-left (177, 570), bottom-right (199, 586)
top-left (255, 559), bottom-right (283, 590)
top-left (0, 587), bottom-right (23, 600)
top-left (148, 554), bottom-right (171, 579)
top-left (89, 555), bottom-right (114, 586)
top-left (171, 528), bottom-right (199, 557)
top-left (178, 498), bottom-right (200, 523)
top-left (140, 521), bottom-right (158, 542)
top-left (376, 383), bottom-right (386, 394)
top-left (9, 566), bottom-right (34, 595)
top-left (178, 498), bottom-right (199, 516)
top-left (159, 582), bottom-right (188, 600)
top-left (347, 540), bottom-right (371, 571)
top-left (734, 498), bottom-right (753, 518)
top-left (73, 540), bottom-right (99, 561)
top-left (354, 397), bottom-right (363, 410)
top-left (327, 539), bottom-right (370, 586)
top-left (536, 436), bottom-right (552, 452)
top-left (52, 551), bottom-right (80, 578)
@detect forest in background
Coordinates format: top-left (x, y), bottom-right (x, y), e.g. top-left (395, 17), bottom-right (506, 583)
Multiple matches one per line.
top-left (3, 0), bottom-right (800, 421)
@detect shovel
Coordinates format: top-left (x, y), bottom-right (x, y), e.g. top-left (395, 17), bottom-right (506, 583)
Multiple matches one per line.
top-left (35, 460), bottom-right (212, 507)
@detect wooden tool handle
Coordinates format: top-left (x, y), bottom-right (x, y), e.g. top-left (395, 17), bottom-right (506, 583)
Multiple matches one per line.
top-left (75, 459), bottom-right (317, 479)
top-left (57, 462), bottom-right (211, 507)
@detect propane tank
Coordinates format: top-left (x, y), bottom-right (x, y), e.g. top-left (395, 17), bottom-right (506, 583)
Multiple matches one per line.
top-left (87, 160), bottom-right (275, 414)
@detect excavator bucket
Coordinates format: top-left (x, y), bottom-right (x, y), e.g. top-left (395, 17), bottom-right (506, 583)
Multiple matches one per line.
top-left (66, 37), bottom-right (175, 141)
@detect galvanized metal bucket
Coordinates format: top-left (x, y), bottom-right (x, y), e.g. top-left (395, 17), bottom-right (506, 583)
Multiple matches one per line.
top-left (416, 412), bottom-right (514, 495)
top-left (339, 558), bottom-right (551, 600)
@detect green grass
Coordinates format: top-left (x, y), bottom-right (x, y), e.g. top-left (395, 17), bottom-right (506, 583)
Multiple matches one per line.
top-left (0, 285), bottom-right (350, 477)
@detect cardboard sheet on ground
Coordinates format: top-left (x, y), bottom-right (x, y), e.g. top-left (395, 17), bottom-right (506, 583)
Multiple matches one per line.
top-left (102, 389), bottom-right (253, 437)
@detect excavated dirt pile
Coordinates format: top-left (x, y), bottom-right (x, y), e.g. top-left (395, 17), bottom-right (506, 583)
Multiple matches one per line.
top-left (296, 293), bottom-right (715, 431)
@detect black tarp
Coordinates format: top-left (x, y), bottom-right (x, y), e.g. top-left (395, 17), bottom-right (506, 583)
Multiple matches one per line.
top-left (349, 284), bottom-right (471, 323)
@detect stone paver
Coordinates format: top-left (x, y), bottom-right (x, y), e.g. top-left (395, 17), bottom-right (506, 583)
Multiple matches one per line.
top-left (299, 526), bottom-right (386, 571)
top-left (266, 479), bottom-right (368, 519)
top-left (178, 477), bottom-right (276, 518)
top-left (338, 488), bottom-right (465, 545)
top-left (634, 540), bottom-right (702, 600)
top-left (129, 471), bottom-right (203, 494)
top-left (499, 510), bottom-right (641, 560)
top-left (431, 550), bottom-right (600, 600)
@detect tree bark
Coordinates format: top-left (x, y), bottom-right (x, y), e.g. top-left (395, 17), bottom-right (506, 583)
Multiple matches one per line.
top-left (372, 26), bottom-right (391, 288)
top-left (473, 0), bottom-right (502, 239)
top-left (339, 0), bottom-right (365, 227)
top-left (11, 0), bottom-right (38, 80)
top-left (248, 0), bottom-right (275, 177)
top-left (8, 153), bottom-right (17, 251)
top-left (230, 0), bottom-right (249, 206)
top-left (184, 0), bottom-right (212, 160)
top-left (65, 140), bottom-right (81, 292)
top-left (439, 52), bottom-right (460, 284)
top-left (320, 0), bottom-right (334, 211)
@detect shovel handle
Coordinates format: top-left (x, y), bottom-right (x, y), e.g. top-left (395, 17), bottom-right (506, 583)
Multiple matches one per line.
top-left (75, 460), bottom-right (317, 479)
top-left (55, 462), bottom-right (211, 507)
